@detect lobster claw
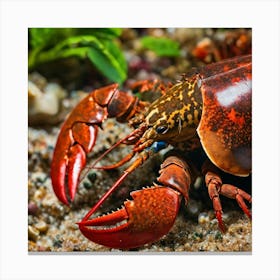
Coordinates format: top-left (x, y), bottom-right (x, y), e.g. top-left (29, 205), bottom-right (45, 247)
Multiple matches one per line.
top-left (51, 84), bottom-right (147, 205)
top-left (51, 85), bottom-right (113, 205)
top-left (78, 186), bottom-right (181, 249)
top-left (51, 115), bottom-right (99, 205)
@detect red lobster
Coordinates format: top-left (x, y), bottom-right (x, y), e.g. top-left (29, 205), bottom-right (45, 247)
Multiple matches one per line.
top-left (51, 55), bottom-right (252, 249)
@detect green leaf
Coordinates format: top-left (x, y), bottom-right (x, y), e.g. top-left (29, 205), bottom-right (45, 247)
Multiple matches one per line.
top-left (28, 29), bottom-right (127, 83)
top-left (87, 40), bottom-right (127, 84)
top-left (48, 35), bottom-right (127, 83)
top-left (102, 40), bottom-right (127, 73)
top-left (76, 28), bottom-right (122, 39)
top-left (29, 28), bottom-right (74, 49)
top-left (140, 36), bottom-right (180, 57)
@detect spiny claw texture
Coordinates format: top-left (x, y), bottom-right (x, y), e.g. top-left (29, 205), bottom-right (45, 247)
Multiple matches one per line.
top-left (79, 187), bottom-right (180, 249)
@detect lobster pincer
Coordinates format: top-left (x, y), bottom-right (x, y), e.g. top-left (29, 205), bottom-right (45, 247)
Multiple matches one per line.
top-left (78, 187), bottom-right (180, 249)
top-left (51, 84), bottom-right (146, 205)
top-left (78, 155), bottom-right (191, 249)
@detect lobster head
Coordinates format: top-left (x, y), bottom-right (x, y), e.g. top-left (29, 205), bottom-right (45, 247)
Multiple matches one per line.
top-left (133, 76), bottom-right (203, 151)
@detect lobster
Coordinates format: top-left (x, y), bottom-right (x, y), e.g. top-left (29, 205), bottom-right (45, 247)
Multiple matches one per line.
top-left (51, 54), bottom-right (252, 249)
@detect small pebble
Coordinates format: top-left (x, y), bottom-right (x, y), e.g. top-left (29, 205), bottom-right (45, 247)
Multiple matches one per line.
top-left (28, 202), bottom-right (39, 216)
top-left (28, 75), bottom-right (67, 125)
top-left (28, 225), bottom-right (40, 241)
top-left (34, 187), bottom-right (47, 201)
top-left (193, 176), bottom-right (203, 189)
top-left (187, 199), bottom-right (201, 216)
top-left (87, 172), bottom-right (97, 183)
top-left (198, 212), bottom-right (210, 225)
top-left (34, 221), bottom-right (48, 233)
top-left (221, 212), bottom-right (230, 222)
top-left (83, 181), bottom-right (92, 190)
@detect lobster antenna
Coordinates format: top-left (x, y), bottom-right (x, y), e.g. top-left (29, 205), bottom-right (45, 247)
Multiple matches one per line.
top-left (80, 149), bottom-right (151, 222)
top-left (93, 152), bottom-right (135, 170)
top-left (94, 136), bottom-right (156, 170)
top-left (79, 124), bottom-right (146, 182)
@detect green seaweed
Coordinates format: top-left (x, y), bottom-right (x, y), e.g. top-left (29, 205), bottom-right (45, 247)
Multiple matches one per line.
top-left (28, 28), bottom-right (127, 84)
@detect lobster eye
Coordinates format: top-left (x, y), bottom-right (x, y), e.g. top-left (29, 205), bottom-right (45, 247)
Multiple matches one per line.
top-left (156, 125), bottom-right (168, 134)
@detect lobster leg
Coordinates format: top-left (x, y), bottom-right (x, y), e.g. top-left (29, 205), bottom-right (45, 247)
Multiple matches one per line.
top-left (203, 161), bottom-right (252, 231)
top-left (51, 84), bottom-right (147, 205)
top-left (78, 155), bottom-right (191, 249)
